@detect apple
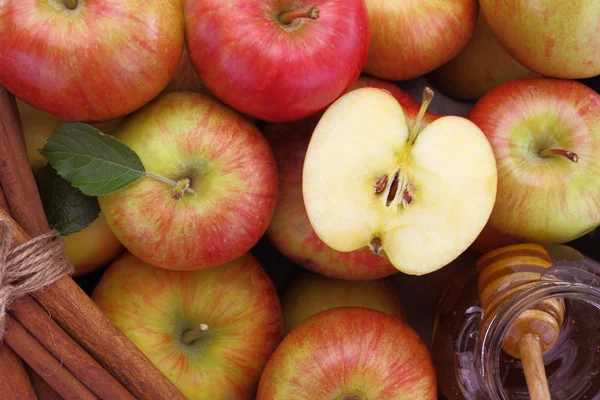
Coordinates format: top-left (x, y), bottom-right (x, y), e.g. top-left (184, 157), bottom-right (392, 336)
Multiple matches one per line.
top-left (265, 77), bottom-right (440, 280)
top-left (161, 45), bottom-right (213, 98)
top-left (17, 99), bottom-right (122, 174)
top-left (256, 307), bottom-right (437, 400)
top-left (92, 251), bottom-right (282, 400)
top-left (302, 87), bottom-right (497, 275)
top-left (184, 0), bottom-right (369, 122)
top-left (428, 11), bottom-right (538, 101)
top-left (468, 77), bottom-right (600, 243)
top-left (63, 213), bottom-right (124, 277)
top-left (98, 92), bottom-right (278, 271)
top-left (281, 271), bottom-right (406, 335)
top-left (362, 0), bottom-right (478, 81)
top-left (0, 0), bottom-right (184, 122)
top-left (479, 0), bottom-right (600, 79)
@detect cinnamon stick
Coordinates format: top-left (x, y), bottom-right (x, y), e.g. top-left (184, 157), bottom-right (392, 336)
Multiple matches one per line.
top-left (0, 86), bottom-right (186, 400)
top-left (0, 185), bottom-right (37, 400)
top-left (0, 344), bottom-right (38, 400)
top-left (28, 368), bottom-right (63, 400)
top-left (4, 314), bottom-right (97, 400)
top-left (11, 299), bottom-right (135, 400)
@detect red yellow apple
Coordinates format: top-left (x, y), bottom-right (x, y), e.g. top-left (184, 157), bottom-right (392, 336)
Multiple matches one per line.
top-left (98, 92), bottom-right (278, 271)
top-left (256, 307), bottom-right (437, 400)
top-left (479, 0), bottom-right (600, 79)
top-left (281, 271), bottom-right (406, 335)
top-left (184, 0), bottom-right (370, 122)
top-left (428, 11), bottom-right (538, 100)
top-left (63, 213), bottom-right (124, 277)
top-left (17, 99), bottom-right (122, 174)
top-left (162, 45), bottom-right (212, 98)
top-left (303, 87), bottom-right (497, 275)
top-left (468, 77), bottom-right (600, 243)
top-left (0, 0), bottom-right (184, 122)
top-left (92, 252), bottom-right (282, 400)
top-left (363, 0), bottom-right (478, 81)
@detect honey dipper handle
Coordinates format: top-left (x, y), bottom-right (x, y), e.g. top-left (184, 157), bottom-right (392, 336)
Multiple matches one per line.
top-left (519, 334), bottom-right (551, 400)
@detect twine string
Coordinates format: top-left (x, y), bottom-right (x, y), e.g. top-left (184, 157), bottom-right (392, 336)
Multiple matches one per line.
top-left (0, 218), bottom-right (73, 340)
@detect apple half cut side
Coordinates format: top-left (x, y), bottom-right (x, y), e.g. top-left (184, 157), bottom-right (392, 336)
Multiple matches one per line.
top-left (302, 87), bottom-right (498, 275)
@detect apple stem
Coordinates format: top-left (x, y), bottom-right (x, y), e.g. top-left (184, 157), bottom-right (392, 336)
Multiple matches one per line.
top-left (144, 173), bottom-right (197, 198)
top-left (539, 148), bottom-right (579, 163)
top-left (64, 0), bottom-right (78, 10)
top-left (181, 323), bottom-right (209, 345)
top-left (278, 7), bottom-right (320, 24)
top-left (408, 87), bottom-right (434, 146)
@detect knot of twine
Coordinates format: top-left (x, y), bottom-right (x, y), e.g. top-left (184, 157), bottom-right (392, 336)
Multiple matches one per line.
top-left (0, 219), bottom-right (73, 341)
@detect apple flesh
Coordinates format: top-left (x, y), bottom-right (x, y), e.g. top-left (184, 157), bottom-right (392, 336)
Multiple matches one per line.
top-left (282, 271), bottom-right (406, 335)
top-left (98, 92), bottom-right (278, 271)
top-left (265, 77), bottom-right (439, 280)
top-left (479, 0), bottom-right (600, 79)
top-left (428, 11), bottom-right (538, 101)
top-left (0, 0), bottom-right (184, 122)
top-left (92, 252), bottom-right (282, 400)
top-left (468, 77), bottom-right (600, 243)
top-left (184, 0), bottom-right (369, 122)
top-left (256, 307), bottom-right (437, 400)
top-left (363, 0), bottom-right (478, 81)
top-left (303, 87), bottom-right (497, 275)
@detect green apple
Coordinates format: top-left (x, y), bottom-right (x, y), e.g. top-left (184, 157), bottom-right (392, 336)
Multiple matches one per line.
top-left (428, 11), bottom-right (538, 100)
top-left (302, 87), bottom-right (497, 275)
top-left (98, 92), bottom-right (278, 271)
top-left (282, 271), bottom-right (406, 335)
top-left (468, 77), bottom-right (600, 243)
top-left (257, 307), bottom-right (437, 400)
top-left (92, 252), bottom-right (283, 400)
top-left (479, 0), bottom-right (600, 79)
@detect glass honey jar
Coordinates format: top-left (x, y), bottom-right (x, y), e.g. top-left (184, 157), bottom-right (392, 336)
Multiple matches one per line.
top-left (432, 244), bottom-right (600, 399)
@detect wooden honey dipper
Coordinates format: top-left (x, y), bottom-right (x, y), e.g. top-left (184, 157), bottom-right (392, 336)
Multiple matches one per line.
top-left (476, 243), bottom-right (565, 400)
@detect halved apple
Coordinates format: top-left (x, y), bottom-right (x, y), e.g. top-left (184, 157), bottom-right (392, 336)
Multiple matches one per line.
top-left (302, 87), bottom-right (497, 275)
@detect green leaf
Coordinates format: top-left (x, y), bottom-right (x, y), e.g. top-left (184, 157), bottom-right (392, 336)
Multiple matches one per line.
top-left (36, 165), bottom-right (101, 236)
top-left (39, 122), bottom-right (146, 196)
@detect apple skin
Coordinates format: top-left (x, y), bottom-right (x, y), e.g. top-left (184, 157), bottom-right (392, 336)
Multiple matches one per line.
top-left (468, 77), bottom-right (600, 243)
top-left (348, 76), bottom-right (421, 110)
top-left (0, 0), bottom-right (184, 122)
top-left (98, 92), bottom-right (278, 271)
top-left (17, 99), bottom-right (122, 174)
top-left (363, 0), bottom-right (478, 81)
top-left (62, 213), bottom-right (125, 277)
top-left (92, 252), bottom-right (283, 400)
top-left (184, 0), bottom-right (370, 123)
top-left (256, 307), bottom-right (437, 400)
top-left (479, 0), bottom-right (600, 79)
top-left (282, 271), bottom-right (406, 335)
top-left (428, 11), bottom-right (538, 101)
top-left (161, 45), bottom-right (213, 98)
top-left (264, 78), bottom-right (439, 280)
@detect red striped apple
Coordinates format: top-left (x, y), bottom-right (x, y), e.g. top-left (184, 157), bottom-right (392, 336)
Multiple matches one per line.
top-left (281, 271), bottom-right (406, 335)
top-left (0, 0), bottom-right (184, 122)
top-left (265, 77), bottom-right (438, 279)
top-left (256, 307), bottom-right (437, 400)
top-left (479, 0), bottom-right (600, 79)
top-left (428, 11), bottom-right (538, 100)
top-left (92, 252), bottom-right (282, 400)
top-left (303, 87), bottom-right (497, 275)
top-left (363, 0), bottom-right (478, 81)
top-left (98, 92), bottom-right (278, 271)
top-left (184, 0), bottom-right (370, 122)
top-left (468, 77), bottom-right (600, 243)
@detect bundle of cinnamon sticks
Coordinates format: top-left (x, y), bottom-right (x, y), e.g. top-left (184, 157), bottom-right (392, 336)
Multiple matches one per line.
top-left (0, 85), bottom-right (185, 399)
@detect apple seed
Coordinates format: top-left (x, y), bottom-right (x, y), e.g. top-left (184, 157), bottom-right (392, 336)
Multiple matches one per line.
top-left (374, 174), bottom-right (388, 194)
